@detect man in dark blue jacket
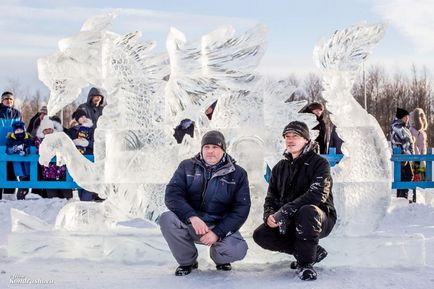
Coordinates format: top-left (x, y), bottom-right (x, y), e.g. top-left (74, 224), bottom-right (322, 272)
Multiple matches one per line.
top-left (253, 121), bottom-right (336, 281)
top-left (160, 130), bottom-right (251, 276)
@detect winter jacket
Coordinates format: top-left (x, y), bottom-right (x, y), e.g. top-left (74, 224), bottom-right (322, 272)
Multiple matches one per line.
top-left (390, 118), bottom-right (414, 155)
top-left (165, 153), bottom-right (251, 239)
top-left (0, 104), bottom-right (21, 121)
top-left (263, 141), bottom-right (337, 224)
top-left (313, 112), bottom-right (343, 154)
top-left (409, 108), bottom-right (428, 155)
top-left (76, 88), bottom-right (105, 128)
top-left (67, 119), bottom-right (94, 155)
top-left (6, 132), bottom-right (32, 177)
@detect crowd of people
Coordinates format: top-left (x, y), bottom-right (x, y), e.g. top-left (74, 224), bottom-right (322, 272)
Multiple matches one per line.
top-left (0, 87), bottom-right (105, 201)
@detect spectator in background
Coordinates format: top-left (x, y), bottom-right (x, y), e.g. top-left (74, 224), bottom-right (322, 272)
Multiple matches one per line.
top-left (390, 107), bottom-right (414, 199)
top-left (409, 108), bottom-right (428, 181)
top-left (27, 105), bottom-right (47, 138)
top-left (300, 102), bottom-right (343, 154)
top-left (205, 100), bottom-right (217, 120)
top-left (68, 109), bottom-right (99, 201)
top-left (35, 116), bottom-right (72, 199)
top-left (77, 87), bottom-right (105, 128)
top-left (173, 119), bottom-right (195, 144)
top-left (0, 91), bottom-right (22, 199)
top-left (5, 121), bottom-right (32, 200)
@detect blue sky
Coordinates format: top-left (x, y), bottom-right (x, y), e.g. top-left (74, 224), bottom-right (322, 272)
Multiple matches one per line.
top-left (0, 0), bottom-right (433, 97)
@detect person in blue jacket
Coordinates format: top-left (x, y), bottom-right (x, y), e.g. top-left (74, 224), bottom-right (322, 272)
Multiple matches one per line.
top-left (6, 121), bottom-right (32, 200)
top-left (160, 130), bottom-right (251, 276)
top-left (1, 91), bottom-right (23, 199)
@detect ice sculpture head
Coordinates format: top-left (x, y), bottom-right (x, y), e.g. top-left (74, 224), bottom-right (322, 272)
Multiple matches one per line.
top-left (38, 12), bottom-right (118, 116)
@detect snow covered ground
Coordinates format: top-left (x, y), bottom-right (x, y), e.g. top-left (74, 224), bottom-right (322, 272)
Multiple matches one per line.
top-left (1, 192), bottom-right (434, 289)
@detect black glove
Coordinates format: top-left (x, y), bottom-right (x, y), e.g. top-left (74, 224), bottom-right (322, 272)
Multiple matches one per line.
top-left (273, 206), bottom-right (297, 235)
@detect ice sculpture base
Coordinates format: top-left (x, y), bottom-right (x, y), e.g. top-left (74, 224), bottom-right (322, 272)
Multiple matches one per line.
top-left (7, 231), bottom-right (428, 267)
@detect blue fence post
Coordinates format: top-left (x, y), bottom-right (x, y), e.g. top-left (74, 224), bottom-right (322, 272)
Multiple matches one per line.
top-left (426, 148), bottom-right (432, 182)
top-left (29, 146), bottom-right (38, 185)
top-left (393, 147), bottom-right (402, 185)
top-left (328, 148), bottom-right (337, 166)
top-left (0, 146), bottom-right (6, 186)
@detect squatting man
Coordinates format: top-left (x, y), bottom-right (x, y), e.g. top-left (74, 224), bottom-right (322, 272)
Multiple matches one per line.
top-left (160, 130), bottom-right (251, 276)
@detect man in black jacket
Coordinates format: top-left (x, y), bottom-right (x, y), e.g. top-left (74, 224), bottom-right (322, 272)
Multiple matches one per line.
top-left (253, 121), bottom-right (336, 281)
top-left (77, 87), bottom-right (105, 128)
top-left (160, 130), bottom-right (251, 276)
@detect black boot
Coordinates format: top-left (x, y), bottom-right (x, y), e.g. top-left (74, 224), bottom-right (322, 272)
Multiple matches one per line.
top-left (175, 261), bottom-right (198, 276)
top-left (216, 263), bottom-right (232, 271)
top-left (290, 245), bottom-right (328, 269)
top-left (296, 263), bottom-right (317, 281)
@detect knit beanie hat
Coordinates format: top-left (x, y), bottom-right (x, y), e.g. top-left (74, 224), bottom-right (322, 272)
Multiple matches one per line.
top-left (201, 130), bottom-right (226, 151)
top-left (1, 91), bottom-right (14, 101)
top-left (39, 106), bottom-right (48, 114)
top-left (12, 121), bottom-right (25, 132)
top-left (72, 109), bottom-right (87, 122)
top-left (396, 107), bottom-right (409, 119)
top-left (282, 121), bottom-right (310, 140)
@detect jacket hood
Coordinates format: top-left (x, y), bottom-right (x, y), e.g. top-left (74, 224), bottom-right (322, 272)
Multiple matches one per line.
top-left (410, 108), bottom-right (428, 131)
top-left (36, 116), bottom-right (63, 139)
top-left (87, 87), bottom-right (105, 106)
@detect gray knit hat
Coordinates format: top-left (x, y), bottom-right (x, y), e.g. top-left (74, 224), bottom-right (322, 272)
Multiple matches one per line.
top-left (282, 121), bottom-right (310, 140)
top-left (201, 130), bottom-right (226, 151)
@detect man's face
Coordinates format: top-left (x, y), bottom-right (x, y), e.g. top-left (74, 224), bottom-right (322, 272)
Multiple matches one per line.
top-left (2, 97), bottom-right (14, 107)
top-left (202, 144), bottom-right (224, 165)
top-left (92, 95), bottom-right (102, 106)
top-left (284, 132), bottom-right (308, 156)
top-left (402, 115), bottom-right (409, 124)
top-left (312, 108), bottom-right (323, 118)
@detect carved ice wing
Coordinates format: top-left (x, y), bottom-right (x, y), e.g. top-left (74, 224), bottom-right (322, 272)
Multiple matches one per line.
top-left (165, 24), bottom-right (267, 124)
top-left (313, 23), bottom-right (385, 72)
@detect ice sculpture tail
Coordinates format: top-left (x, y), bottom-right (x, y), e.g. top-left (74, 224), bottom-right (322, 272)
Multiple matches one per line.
top-left (313, 23), bottom-right (391, 236)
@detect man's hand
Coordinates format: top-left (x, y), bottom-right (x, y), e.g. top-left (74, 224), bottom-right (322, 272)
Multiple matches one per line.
top-left (267, 214), bottom-right (278, 228)
top-left (189, 216), bottom-right (209, 235)
top-left (200, 230), bottom-right (218, 246)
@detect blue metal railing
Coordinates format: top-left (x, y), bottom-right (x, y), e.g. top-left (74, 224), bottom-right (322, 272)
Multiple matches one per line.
top-left (391, 147), bottom-right (433, 189)
top-left (0, 145), bottom-right (94, 189)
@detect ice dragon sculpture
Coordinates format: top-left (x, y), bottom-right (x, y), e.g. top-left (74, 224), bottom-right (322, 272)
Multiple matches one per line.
top-left (33, 12), bottom-right (388, 236)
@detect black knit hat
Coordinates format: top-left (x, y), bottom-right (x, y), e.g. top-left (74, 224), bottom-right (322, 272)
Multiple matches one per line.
top-left (396, 107), bottom-right (409, 119)
top-left (72, 109), bottom-right (87, 122)
top-left (282, 121), bottom-right (310, 140)
top-left (201, 130), bottom-right (226, 151)
top-left (1, 91), bottom-right (14, 101)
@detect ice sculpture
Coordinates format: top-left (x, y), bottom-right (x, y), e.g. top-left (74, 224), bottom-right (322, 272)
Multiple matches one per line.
top-left (34, 12), bottom-right (389, 237)
top-left (313, 23), bottom-right (391, 235)
top-left (37, 12), bottom-right (271, 231)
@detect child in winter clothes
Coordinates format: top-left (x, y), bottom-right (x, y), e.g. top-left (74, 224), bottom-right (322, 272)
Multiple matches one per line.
top-left (35, 116), bottom-right (72, 199)
top-left (67, 110), bottom-right (98, 201)
top-left (5, 121), bottom-right (32, 200)
top-left (68, 109), bottom-right (94, 155)
top-left (409, 108), bottom-right (428, 181)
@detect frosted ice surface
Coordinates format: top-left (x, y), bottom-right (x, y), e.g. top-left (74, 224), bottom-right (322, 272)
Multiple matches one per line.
top-left (313, 23), bottom-right (391, 235)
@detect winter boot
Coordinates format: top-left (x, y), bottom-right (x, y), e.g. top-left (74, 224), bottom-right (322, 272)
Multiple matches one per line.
top-left (296, 263), bottom-right (317, 281)
top-left (216, 263), bottom-right (232, 271)
top-left (290, 245), bottom-right (328, 269)
top-left (175, 261), bottom-right (198, 276)
top-left (16, 190), bottom-right (28, 200)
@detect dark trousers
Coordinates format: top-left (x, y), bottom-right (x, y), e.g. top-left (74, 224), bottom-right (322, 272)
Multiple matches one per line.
top-left (397, 162), bottom-right (414, 199)
top-left (253, 204), bottom-right (335, 264)
top-left (47, 189), bottom-right (73, 199)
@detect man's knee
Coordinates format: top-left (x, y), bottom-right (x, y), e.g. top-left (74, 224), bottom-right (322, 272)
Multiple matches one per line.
top-left (211, 234), bottom-right (248, 263)
top-left (294, 205), bottom-right (323, 240)
top-left (253, 224), bottom-right (270, 246)
top-left (159, 211), bottom-right (180, 232)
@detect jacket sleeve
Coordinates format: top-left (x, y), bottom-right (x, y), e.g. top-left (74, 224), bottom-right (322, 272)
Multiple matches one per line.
top-left (213, 169), bottom-right (251, 239)
top-left (281, 157), bottom-right (331, 213)
top-left (165, 161), bottom-right (198, 223)
top-left (263, 163), bottom-right (281, 223)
